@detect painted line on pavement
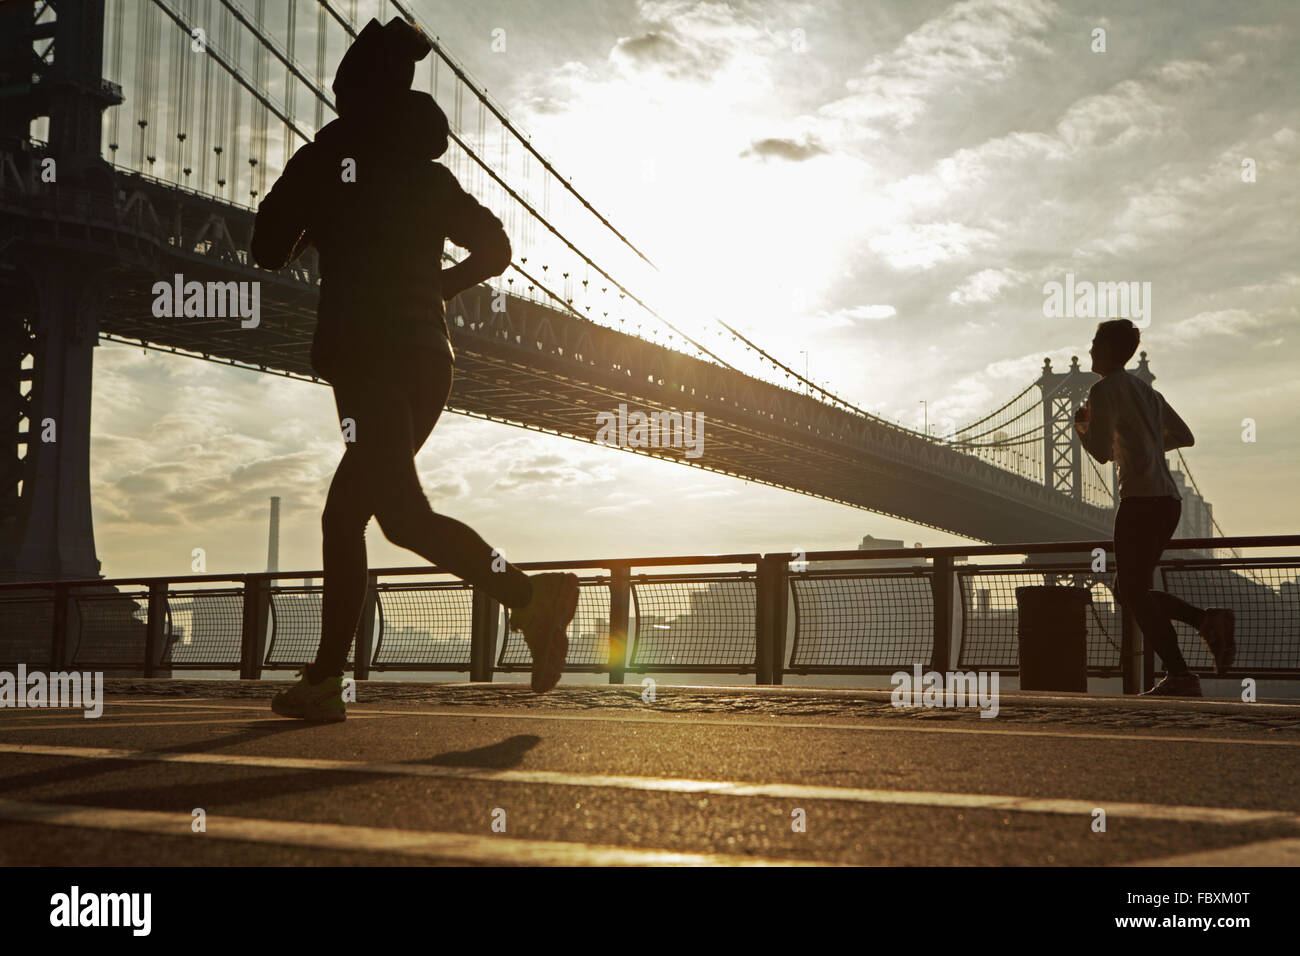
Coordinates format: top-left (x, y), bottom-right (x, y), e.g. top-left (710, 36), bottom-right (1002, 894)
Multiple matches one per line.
top-left (0, 715), bottom-right (395, 731)
top-left (1, 742), bottom-right (1295, 828)
top-left (72, 699), bottom-right (1300, 748)
top-left (1127, 837), bottom-right (1300, 866)
top-left (0, 798), bottom-right (822, 866)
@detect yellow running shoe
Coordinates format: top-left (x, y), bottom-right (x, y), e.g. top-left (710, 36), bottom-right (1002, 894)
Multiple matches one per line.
top-left (271, 670), bottom-right (347, 722)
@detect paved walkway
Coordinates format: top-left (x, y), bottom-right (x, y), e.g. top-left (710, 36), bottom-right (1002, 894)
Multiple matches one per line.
top-left (1, 680), bottom-right (1298, 865)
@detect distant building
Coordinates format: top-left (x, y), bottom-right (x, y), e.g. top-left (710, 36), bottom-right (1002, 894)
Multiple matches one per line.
top-left (1168, 465), bottom-right (1213, 556)
top-left (811, 534), bottom-right (930, 570)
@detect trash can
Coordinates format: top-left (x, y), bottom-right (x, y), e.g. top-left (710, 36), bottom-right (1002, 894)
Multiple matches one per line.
top-left (1015, 585), bottom-right (1090, 692)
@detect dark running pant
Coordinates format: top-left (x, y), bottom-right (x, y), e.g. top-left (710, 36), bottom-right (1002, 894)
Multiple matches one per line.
top-left (309, 347), bottom-right (533, 680)
top-left (1113, 495), bottom-right (1205, 678)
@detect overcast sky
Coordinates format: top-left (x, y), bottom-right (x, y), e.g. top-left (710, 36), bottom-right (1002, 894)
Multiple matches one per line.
top-left (90, 0), bottom-right (1299, 579)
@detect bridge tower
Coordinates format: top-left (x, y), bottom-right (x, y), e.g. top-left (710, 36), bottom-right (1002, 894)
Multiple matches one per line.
top-left (0, 0), bottom-right (121, 582)
top-left (1035, 351), bottom-right (1155, 506)
top-left (1035, 355), bottom-right (1095, 502)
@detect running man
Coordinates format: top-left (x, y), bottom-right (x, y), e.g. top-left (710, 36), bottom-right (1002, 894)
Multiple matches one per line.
top-left (250, 18), bottom-right (577, 720)
top-left (1075, 319), bottom-right (1234, 696)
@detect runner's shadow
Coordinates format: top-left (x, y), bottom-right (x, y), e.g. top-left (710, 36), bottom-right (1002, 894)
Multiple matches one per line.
top-left (423, 734), bottom-right (540, 769)
top-left (0, 718), bottom-right (318, 795)
top-left (37, 733), bottom-right (548, 815)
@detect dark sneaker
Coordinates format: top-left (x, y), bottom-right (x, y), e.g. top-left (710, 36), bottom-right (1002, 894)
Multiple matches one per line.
top-left (271, 670), bottom-right (347, 721)
top-left (509, 573), bottom-right (579, 693)
top-left (1140, 673), bottom-right (1202, 697)
top-left (1199, 608), bottom-right (1236, 676)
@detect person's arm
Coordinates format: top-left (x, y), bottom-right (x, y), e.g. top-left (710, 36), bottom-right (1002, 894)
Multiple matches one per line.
top-left (250, 144), bottom-right (319, 270)
top-left (1078, 383), bottom-right (1116, 464)
top-left (436, 166), bottom-right (511, 300)
top-left (1159, 392), bottom-right (1195, 450)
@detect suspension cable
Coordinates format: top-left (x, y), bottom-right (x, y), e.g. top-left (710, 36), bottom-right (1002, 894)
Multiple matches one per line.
top-left (150, 0), bottom-right (312, 144)
top-left (306, 2), bottom-right (733, 370)
top-left (385, 0), bottom-right (658, 272)
top-left (951, 382), bottom-right (1038, 435)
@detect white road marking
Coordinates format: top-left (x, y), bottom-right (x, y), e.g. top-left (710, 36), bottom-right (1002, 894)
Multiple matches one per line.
top-left (69, 698), bottom-right (1300, 748)
top-left (0, 798), bottom-right (822, 866)
top-left (1128, 837), bottom-right (1300, 867)
top-left (1, 741), bottom-right (1295, 828)
top-left (94, 698), bottom-right (210, 703)
top-left (0, 704), bottom-right (248, 720)
top-left (0, 715), bottom-right (394, 731)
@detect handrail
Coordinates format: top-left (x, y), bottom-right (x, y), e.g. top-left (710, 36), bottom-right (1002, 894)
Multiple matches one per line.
top-left (3, 537), bottom-right (1296, 592)
top-left (795, 534), bottom-right (1300, 563)
top-left (0, 553), bottom-right (765, 591)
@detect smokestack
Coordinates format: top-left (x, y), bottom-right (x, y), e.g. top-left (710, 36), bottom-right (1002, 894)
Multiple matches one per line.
top-left (267, 496), bottom-right (280, 573)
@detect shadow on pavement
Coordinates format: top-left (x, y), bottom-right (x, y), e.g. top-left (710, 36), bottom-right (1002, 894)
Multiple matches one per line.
top-left (424, 734), bottom-right (540, 769)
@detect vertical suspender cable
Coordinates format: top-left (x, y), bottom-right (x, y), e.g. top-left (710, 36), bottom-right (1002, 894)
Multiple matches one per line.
top-left (167, 3), bottom-right (181, 178)
top-left (107, 0), bottom-right (125, 163)
top-left (176, 0), bottom-right (195, 183)
top-left (250, 0), bottom-right (267, 201)
top-left (198, 0), bottom-right (213, 186)
top-left (133, 0), bottom-right (151, 169)
top-left (145, 3), bottom-right (162, 170)
top-left (477, 94), bottom-right (485, 198)
top-left (228, 18), bottom-right (241, 197)
top-left (314, 3), bottom-right (326, 135)
top-left (212, 2), bottom-right (229, 191)
top-left (284, 0), bottom-right (298, 166)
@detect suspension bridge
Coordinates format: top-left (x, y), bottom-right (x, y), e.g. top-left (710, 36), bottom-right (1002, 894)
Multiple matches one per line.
top-left (0, 0), bottom-right (1219, 583)
top-left (3, 1), bottom-right (1299, 881)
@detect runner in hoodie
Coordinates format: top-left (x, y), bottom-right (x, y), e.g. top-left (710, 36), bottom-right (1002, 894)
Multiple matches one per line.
top-left (1075, 319), bottom-right (1235, 696)
top-left (251, 18), bottom-right (577, 720)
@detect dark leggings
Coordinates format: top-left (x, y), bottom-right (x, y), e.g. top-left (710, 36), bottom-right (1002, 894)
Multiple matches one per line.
top-left (309, 347), bottom-right (532, 680)
top-left (1113, 496), bottom-right (1205, 677)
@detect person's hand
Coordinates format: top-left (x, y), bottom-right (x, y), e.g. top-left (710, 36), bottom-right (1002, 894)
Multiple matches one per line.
top-left (1074, 403), bottom-right (1090, 437)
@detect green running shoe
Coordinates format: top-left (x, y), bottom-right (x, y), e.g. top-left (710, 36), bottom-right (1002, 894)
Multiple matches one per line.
top-left (271, 670), bottom-right (347, 722)
top-left (509, 572), bottom-right (579, 693)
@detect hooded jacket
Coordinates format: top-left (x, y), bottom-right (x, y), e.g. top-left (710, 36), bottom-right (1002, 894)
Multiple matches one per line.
top-left (251, 77), bottom-right (510, 383)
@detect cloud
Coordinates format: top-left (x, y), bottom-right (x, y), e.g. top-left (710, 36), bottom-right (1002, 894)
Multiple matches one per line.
top-left (836, 304), bottom-right (898, 321)
top-left (516, 61), bottom-right (600, 115)
top-left (982, 344), bottom-right (1085, 383)
top-left (1054, 80), bottom-right (1173, 152)
top-left (868, 221), bottom-right (997, 271)
top-left (741, 136), bottom-right (828, 161)
top-left (1169, 309), bottom-right (1265, 340)
top-left (489, 452), bottom-right (606, 493)
top-left (608, 0), bottom-right (780, 83)
top-left (820, 0), bottom-right (1059, 132)
top-left (611, 30), bottom-right (708, 80)
top-left (950, 268), bottom-right (1025, 305)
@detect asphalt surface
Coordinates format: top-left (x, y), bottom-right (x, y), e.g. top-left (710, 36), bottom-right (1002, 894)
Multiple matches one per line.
top-left (2, 679), bottom-right (1299, 866)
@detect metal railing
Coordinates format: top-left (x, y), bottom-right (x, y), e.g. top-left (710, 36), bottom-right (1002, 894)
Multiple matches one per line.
top-left (2, 536), bottom-right (1298, 694)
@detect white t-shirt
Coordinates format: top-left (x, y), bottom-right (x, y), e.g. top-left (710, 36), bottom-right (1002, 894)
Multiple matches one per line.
top-left (1081, 370), bottom-right (1194, 500)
